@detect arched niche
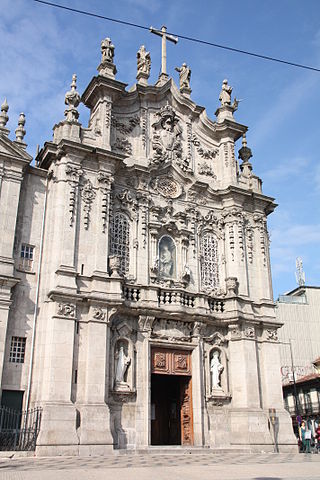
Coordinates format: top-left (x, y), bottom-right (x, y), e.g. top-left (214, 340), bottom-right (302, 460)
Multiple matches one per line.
top-left (111, 337), bottom-right (134, 393)
top-left (158, 235), bottom-right (176, 279)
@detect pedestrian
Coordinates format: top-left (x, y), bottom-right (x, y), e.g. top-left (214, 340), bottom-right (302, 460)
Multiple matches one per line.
top-left (299, 421), bottom-right (312, 453)
top-left (315, 423), bottom-right (320, 453)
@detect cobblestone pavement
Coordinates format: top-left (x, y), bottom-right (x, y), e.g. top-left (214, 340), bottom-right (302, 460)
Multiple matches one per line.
top-left (0, 452), bottom-right (320, 480)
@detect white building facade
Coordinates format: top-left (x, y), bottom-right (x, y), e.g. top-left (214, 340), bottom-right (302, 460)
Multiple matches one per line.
top-left (0, 37), bottom-right (296, 455)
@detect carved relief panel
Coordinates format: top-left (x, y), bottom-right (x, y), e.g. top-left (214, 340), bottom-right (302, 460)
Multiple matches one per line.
top-left (151, 348), bottom-right (191, 376)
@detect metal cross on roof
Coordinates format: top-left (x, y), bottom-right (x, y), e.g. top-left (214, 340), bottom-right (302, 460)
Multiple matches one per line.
top-left (150, 25), bottom-right (178, 81)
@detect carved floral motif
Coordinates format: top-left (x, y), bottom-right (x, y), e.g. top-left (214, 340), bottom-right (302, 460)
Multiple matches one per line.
top-left (57, 302), bottom-right (76, 318)
top-left (266, 329), bottom-right (278, 341)
top-left (93, 307), bottom-right (106, 321)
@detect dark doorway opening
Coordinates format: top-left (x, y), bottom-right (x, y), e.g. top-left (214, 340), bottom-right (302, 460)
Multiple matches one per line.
top-left (151, 374), bottom-right (192, 445)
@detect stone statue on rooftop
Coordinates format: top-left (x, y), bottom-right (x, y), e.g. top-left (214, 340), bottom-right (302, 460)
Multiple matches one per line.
top-left (98, 37), bottom-right (117, 78)
top-left (64, 74), bottom-right (80, 122)
top-left (137, 45), bottom-right (151, 75)
top-left (175, 63), bottom-right (191, 91)
top-left (101, 37), bottom-right (115, 64)
top-left (219, 79), bottom-right (233, 106)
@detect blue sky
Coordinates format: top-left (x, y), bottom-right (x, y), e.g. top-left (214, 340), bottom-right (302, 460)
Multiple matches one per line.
top-left (1, 0), bottom-right (320, 297)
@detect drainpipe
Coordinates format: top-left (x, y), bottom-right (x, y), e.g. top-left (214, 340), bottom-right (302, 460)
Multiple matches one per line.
top-left (25, 173), bottom-right (48, 412)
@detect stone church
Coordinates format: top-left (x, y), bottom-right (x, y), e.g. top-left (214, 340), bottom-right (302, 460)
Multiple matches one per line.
top-left (0, 32), bottom-right (296, 455)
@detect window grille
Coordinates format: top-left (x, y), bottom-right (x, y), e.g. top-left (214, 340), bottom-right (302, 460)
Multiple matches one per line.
top-left (110, 212), bottom-right (130, 275)
top-left (19, 244), bottom-right (34, 271)
top-left (9, 337), bottom-right (26, 364)
top-left (200, 232), bottom-right (219, 290)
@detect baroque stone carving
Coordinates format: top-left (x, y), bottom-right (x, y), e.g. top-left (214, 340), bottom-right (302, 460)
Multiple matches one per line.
top-left (98, 37), bottom-right (117, 78)
top-left (114, 342), bottom-right (131, 391)
top-left (266, 328), bottom-right (278, 341)
top-left (112, 137), bottom-right (132, 155)
top-left (175, 63), bottom-right (191, 95)
top-left (228, 323), bottom-right (241, 340)
top-left (243, 326), bottom-right (255, 338)
top-left (225, 276), bottom-right (238, 296)
top-left (204, 331), bottom-right (227, 346)
top-left (97, 172), bottom-right (112, 233)
top-left (64, 74), bottom-right (80, 123)
top-left (65, 165), bottom-right (83, 227)
top-left (137, 315), bottom-right (155, 333)
top-left (149, 176), bottom-right (182, 199)
top-left (151, 319), bottom-right (193, 342)
top-left (109, 254), bottom-right (122, 277)
top-left (81, 179), bottom-right (96, 229)
top-left (92, 307), bottom-right (106, 321)
top-left (136, 45), bottom-right (151, 85)
top-left (150, 104), bottom-right (188, 171)
top-left (192, 134), bottom-right (218, 160)
top-left (57, 302), bottom-right (76, 318)
top-left (198, 162), bottom-right (217, 178)
top-left (112, 115), bottom-right (140, 135)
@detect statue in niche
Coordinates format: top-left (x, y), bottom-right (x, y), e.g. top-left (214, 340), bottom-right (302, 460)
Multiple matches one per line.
top-left (114, 342), bottom-right (131, 390)
top-left (159, 236), bottom-right (176, 278)
top-left (219, 79), bottom-right (232, 106)
top-left (175, 63), bottom-right (191, 91)
top-left (137, 45), bottom-right (151, 75)
top-left (210, 350), bottom-right (224, 390)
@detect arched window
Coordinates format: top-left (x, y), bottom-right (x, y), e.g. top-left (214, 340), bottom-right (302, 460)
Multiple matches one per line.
top-left (200, 232), bottom-right (219, 290)
top-left (110, 212), bottom-right (130, 275)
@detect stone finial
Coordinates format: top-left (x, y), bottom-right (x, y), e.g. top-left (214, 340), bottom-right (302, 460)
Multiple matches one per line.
top-left (175, 63), bottom-right (191, 97)
top-left (136, 45), bottom-right (151, 86)
top-left (0, 98), bottom-right (9, 131)
top-left (98, 37), bottom-right (117, 79)
top-left (15, 113), bottom-right (26, 144)
top-left (238, 134), bottom-right (253, 176)
top-left (64, 74), bottom-right (81, 123)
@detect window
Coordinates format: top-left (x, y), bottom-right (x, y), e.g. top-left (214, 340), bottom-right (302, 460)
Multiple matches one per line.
top-left (9, 337), bottom-right (26, 364)
top-left (200, 232), bottom-right (219, 290)
top-left (19, 244), bottom-right (34, 271)
top-left (110, 213), bottom-right (130, 275)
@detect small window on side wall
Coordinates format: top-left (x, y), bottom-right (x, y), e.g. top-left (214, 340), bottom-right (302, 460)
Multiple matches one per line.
top-left (9, 337), bottom-right (26, 364)
top-left (19, 244), bottom-right (34, 272)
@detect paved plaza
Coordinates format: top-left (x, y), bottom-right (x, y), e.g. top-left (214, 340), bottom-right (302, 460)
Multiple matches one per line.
top-left (0, 452), bottom-right (320, 480)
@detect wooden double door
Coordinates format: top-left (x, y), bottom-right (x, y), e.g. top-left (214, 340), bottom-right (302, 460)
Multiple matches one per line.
top-left (151, 348), bottom-right (193, 446)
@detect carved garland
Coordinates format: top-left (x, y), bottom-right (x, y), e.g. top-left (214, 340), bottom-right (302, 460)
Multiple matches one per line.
top-left (65, 165), bottom-right (83, 227)
top-left (81, 179), bottom-right (96, 229)
top-left (97, 172), bottom-right (112, 233)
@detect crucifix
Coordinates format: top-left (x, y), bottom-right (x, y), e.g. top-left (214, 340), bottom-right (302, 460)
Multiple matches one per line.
top-left (150, 25), bottom-right (178, 83)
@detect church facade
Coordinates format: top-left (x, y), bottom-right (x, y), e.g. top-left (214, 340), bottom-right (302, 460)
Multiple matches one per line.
top-left (0, 34), bottom-right (296, 455)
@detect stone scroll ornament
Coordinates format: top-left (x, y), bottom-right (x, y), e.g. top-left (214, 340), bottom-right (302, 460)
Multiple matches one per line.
top-left (150, 104), bottom-right (189, 171)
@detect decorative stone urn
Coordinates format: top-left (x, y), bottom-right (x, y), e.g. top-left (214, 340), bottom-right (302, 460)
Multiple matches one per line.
top-left (225, 276), bottom-right (238, 296)
top-left (109, 255), bottom-right (122, 277)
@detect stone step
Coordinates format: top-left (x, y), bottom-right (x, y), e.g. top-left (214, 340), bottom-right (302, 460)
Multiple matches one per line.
top-left (115, 446), bottom-right (251, 455)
